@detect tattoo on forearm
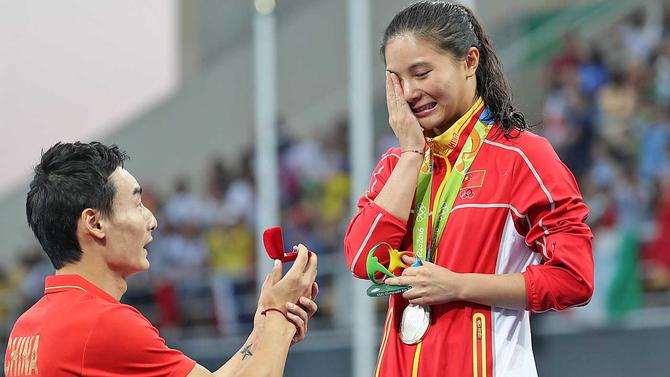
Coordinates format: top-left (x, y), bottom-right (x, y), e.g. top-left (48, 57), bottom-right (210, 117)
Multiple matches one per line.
top-left (240, 344), bottom-right (253, 360)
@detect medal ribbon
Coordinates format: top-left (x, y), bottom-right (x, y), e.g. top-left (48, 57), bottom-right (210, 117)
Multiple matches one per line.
top-left (412, 99), bottom-right (491, 262)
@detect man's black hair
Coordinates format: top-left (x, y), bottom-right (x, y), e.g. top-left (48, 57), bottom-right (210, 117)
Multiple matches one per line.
top-left (26, 142), bottom-right (129, 269)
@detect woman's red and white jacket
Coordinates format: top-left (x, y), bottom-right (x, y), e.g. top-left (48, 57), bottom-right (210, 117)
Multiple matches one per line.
top-left (344, 125), bottom-right (594, 377)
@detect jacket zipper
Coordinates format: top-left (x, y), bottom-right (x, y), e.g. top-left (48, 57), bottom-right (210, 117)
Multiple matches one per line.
top-left (473, 313), bottom-right (487, 377)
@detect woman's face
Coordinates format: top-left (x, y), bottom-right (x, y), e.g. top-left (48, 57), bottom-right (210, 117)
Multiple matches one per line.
top-left (384, 34), bottom-right (478, 134)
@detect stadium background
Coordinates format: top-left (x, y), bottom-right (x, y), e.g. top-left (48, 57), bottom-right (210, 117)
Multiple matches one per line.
top-left (1, 0), bottom-right (670, 376)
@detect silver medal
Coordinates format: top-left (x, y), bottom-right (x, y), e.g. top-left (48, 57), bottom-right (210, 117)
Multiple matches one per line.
top-left (400, 304), bottom-right (430, 344)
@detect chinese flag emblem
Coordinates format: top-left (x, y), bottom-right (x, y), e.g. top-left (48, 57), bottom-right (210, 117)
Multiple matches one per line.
top-left (462, 170), bottom-right (485, 189)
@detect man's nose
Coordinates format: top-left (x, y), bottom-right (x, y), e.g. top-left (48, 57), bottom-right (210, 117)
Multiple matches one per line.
top-left (147, 210), bottom-right (158, 231)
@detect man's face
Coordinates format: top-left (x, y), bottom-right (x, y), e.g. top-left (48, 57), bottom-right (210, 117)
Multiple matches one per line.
top-left (103, 167), bottom-right (157, 277)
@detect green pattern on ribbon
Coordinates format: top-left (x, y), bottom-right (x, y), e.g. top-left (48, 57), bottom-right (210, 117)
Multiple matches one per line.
top-left (412, 112), bottom-right (491, 262)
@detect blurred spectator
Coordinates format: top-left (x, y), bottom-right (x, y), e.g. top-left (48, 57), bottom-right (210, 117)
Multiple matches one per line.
top-left (597, 69), bottom-right (638, 157)
top-left (643, 147), bottom-right (670, 293)
top-left (653, 39), bottom-right (670, 106)
top-left (164, 177), bottom-right (212, 231)
top-left (206, 158), bottom-right (231, 204)
top-left (579, 47), bottom-right (610, 101)
top-left (207, 216), bottom-right (254, 336)
top-left (546, 31), bottom-right (583, 82)
top-left (618, 8), bottom-right (662, 65)
top-left (639, 103), bottom-right (670, 184)
top-left (222, 149), bottom-right (255, 228)
top-left (17, 250), bottom-right (52, 312)
top-left (150, 178), bottom-right (210, 330)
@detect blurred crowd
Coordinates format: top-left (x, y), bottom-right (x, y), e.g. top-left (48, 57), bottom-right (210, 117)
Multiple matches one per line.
top-left (3, 7), bottom-right (670, 342)
top-left (542, 9), bottom-right (670, 323)
top-left (125, 119), bottom-right (352, 337)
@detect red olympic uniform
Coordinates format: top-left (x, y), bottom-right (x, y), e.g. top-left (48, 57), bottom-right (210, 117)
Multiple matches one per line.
top-left (4, 274), bottom-right (196, 377)
top-left (344, 120), bottom-right (594, 377)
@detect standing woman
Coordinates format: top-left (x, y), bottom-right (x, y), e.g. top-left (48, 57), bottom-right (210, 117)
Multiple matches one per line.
top-left (344, 2), bottom-right (593, 377)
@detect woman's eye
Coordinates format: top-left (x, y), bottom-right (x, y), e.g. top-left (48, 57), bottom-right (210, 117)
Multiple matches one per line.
top-left (416, 71), bottom-right (431, 78)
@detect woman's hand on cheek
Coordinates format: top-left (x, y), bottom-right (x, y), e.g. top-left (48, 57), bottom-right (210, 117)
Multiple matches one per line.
top-left (385, 72), bottom-right (425, 151)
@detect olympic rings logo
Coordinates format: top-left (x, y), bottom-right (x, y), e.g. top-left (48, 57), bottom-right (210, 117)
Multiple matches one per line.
top-left (460, 188), bottom-right (475, 199)
top-left (415, 204), bottom-right (428, 222)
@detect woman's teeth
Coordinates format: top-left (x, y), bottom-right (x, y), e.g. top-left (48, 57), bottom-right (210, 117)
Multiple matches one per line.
top-left (413, 102), bottom-right (436, 113)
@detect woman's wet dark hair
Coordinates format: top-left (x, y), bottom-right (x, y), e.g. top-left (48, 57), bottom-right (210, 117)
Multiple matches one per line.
top-left (381, 1), bottom-right (528, 136)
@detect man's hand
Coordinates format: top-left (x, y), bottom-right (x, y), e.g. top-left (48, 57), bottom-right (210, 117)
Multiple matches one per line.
top-left (255, 244), bottom-right (318, 341)
top-left (254, 282), bottom-right (319, 345)
top-left (286, 282), bottom-right (318, 344)
top-left (192, 247), bottom-right (317, 377)
top-left (260, 244), bottom-right (317, 309)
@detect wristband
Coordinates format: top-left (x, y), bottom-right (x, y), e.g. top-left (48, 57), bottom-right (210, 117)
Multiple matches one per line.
top-left (261, 307), bottom-right (291, 322)
top-left (401, 148), bottom-right (423, 155)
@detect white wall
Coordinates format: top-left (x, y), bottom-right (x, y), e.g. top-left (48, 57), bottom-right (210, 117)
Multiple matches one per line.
top-left (0, 0), bottom-right (179, 198)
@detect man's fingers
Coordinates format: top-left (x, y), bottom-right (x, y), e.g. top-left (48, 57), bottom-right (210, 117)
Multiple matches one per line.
top-left (286, 303), bottom-right (307, 342)
top-left (287, 312), bottom-right (305, 343)
top-left (269, 259), bottom-right (283, 285)
top-left (290, 245), bottom-right (317, 286)
top-left (286, 245), bottom-right (309, 278)
top-left (311, 282), bottom-right (319, 300)
top-left (298, 296), bottom-right (318, 318)
top-left (304, 249), bottom-right (318, 282)
top-left (260, 274), bottom-right (270, 292)
top-left (287, 302), bottom-right (309, 324)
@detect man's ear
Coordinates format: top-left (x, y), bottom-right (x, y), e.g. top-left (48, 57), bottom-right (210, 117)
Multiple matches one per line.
top-left (81, 208), bottom-right (105, 240)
